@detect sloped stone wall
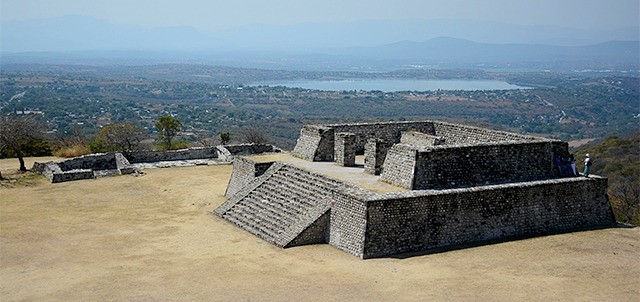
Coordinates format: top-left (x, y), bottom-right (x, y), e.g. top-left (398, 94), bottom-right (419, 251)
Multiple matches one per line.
top-left (433, 121), bottom-right (541, 144)
top-left (224, 157), bottom-right (275, 198)
top-left (126, 147), bottom-right (218, 163)
top-left (292, 125), bottom-right (335, 161)
top-left (379, 144), bottom-right (418, 189)
top-left (400, 131), bottom-right (445, 146)
top-left (291, 120), bottom-right (544, 163)
top-left (382, 140), bottom-right (568, 189)
top-left (57, 153), bottom-right (121, 171)
top-left (32, 161), bottom-right (63, 182)
top-left (411, 141), bottom-right (564, 189)
top-left (362, 177), bottom-right (614, 258)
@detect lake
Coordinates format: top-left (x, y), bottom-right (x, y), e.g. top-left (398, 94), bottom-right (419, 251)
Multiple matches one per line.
top-left (252, 79), bottom-right (531, 92)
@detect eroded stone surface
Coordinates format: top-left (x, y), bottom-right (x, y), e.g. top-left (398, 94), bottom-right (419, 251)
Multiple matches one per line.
top-left (218, 120), bottom-right (615, 258)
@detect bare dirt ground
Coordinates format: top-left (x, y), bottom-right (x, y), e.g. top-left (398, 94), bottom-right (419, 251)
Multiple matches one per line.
top-left (1, 157), bottom-right (639, 301)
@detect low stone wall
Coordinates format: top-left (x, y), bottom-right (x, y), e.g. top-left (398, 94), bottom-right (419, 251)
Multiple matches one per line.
top-left (433, 121), bottom-right (541, 144)
top-left (329, 121), bottom-right (436, 153)
top-left (400, 131), bottom-right (445, 146)
top-left (382, 140), bottom-right (568, 189)
top-left (224, 157), bottom-right (275, 198)
top-left (51, 169), bottom-right (95, 183)
top-left (379, 144), bottom-right (418, 188)
top-left (32, 161), bottom-right (63, 182)
top-left (292, 120), bottom-right (544, 162)
top-left (362, 177), bottom-right (614, 258)
top-left (223, 143), bottom-right (279, 156)
top-left (292, 125), bottom-right (335, 161)
top-left (125, 147), bottom-right (218, 163)
top-left (57, 153), bottom-right (127, 171)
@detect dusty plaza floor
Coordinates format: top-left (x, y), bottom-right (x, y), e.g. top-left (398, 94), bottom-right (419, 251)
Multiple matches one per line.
top-left (1, 157), bottom-right (639, 301)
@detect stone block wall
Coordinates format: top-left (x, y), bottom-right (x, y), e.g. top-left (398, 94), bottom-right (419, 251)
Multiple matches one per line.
top-left (328, 191), bottom-right (369, 257)
top-left (382, 140), bottom-right (568, 189)
top-left (32, 161), bottom-right (63, 182)
top-left (362, 177), bottom-right (614, 258)
top-left (57, 153), bottom-right (121, 171)
top-left (334, 132), bottom-right (356, 166)
top-left (292, 125), bottom-right (335, 161)
top-left (224, 157), bottom-right (275, 198)
top-left (379, 144), bottom-right (418, 189)
top-left (51, 169), bottom-right (95, 183)
top-left (328, 121), bottom-right (436, 153)
top-left (413, 141), bottom-right (564, 189)
top-left (433, 121), bottom-right (541, 145)
top-left (291, 120), bottom-right (544, 163)
top-left (400, 131), bottom-right (445, 146)
top-left (125, 147), bottom-right (218, 163)
top-left (364, 139), bottom-right (391, 175)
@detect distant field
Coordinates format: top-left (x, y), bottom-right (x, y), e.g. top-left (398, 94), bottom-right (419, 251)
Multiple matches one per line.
top-left (1, 157), bottom-right (639, 301)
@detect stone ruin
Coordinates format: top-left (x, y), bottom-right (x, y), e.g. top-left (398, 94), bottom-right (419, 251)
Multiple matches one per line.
top-left (33, 143), bottom-right (278, 183)
top-left (215, 120), bottom-right (615, 258)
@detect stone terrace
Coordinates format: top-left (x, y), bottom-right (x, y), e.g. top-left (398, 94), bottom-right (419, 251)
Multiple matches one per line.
top-left (215, 120), bottom-right (615, 258)
top-left (245, 153), bottom-right (406, 193)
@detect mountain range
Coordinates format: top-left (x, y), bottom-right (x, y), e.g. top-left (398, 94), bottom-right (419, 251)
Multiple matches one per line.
top-left (1, 16), bottom-right (638, 71)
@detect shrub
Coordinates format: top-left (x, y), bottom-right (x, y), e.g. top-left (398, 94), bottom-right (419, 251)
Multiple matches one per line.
top-left (53, 144), bottom-right (92, 158)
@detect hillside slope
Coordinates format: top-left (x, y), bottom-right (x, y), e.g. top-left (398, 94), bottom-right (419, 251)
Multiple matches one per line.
top-left (573, 132), bottom-right (640, 224)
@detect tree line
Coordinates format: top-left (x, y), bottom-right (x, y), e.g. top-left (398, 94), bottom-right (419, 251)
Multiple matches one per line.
top-left (0, 113), bottom-right (269, 178)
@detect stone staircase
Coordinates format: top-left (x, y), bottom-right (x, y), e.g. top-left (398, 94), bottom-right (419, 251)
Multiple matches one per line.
top-left (215, 164), bottom-right (342, 247)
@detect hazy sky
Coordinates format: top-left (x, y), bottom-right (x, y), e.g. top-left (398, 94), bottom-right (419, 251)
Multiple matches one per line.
top-left (2, 0), bottom-right (639, 31)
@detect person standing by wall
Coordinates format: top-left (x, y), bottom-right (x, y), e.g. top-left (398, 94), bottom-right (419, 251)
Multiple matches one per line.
top-left (583, 154), bottom-right (592, 177)
top-left (569, 154), bottom-right (577, 176)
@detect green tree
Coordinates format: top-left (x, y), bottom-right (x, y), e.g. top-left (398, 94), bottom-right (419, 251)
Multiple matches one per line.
top-left (95, 122), bottom-right (147, 153)
top-left (219, 132), bottom-right (231, 145)
top-left (155, 115), bottom-right (182, 150)
top-left (0, 115), bottom-right (45, 171)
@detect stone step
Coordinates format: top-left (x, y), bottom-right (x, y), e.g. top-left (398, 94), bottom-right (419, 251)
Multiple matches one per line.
top-left (239, 197), bottom-right (297, 227)
top-left (219, 165), bottom-right (333, 248)
top-left (257, 181), bottom-right (317, 210)
top-left (223, 213), bottom-right (279, 244)
top-left (268, 171), bottom-right (335, 199)
top-left (225, 203), bottom-right (283, 237)
top-left (255, 180), bottom-right (316, 207)
top-left (248, 190), bottom-right (303, 217)
top-left (264, 183), bottom-right (321, 210)
top-left (276, 168), bottom-right (339, 190)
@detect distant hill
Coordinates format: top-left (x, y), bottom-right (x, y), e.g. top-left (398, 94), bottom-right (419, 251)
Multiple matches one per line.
top-left (2, 15), bottom-right (638, 52)
top-left (339, 37), bottom-right (640, 69)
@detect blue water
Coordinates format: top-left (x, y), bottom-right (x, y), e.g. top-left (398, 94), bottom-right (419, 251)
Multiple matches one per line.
top-left (252, 79), bottom-right (530, 92)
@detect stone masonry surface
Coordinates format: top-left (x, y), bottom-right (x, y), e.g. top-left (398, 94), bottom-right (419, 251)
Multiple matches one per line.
top-left (292, 120), bottom-right (546, 162)
top-left (382, 140), bottom-right (569, 190)
top-left (334, 132), bottom-right (356, 167)
top-left (214, 120), bottom-right (616, 258)
top-left (364, 139), bottom-right (391, 175)
top-left (33, 144), bottom-right (278, 183)
top-left (362, 177), bottom-right (613, 258)
top-left (400, 131), bottom-right (445, 146)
